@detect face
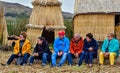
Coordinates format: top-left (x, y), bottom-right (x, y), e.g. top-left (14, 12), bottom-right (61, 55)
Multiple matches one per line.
top-left (19, 35), bottom-right (25, 41)
top-left (86, 36), bottom-right (91, 42)
top-left (74, 36), bottom-right (80, 41)
top-left (107, 34), bottom-right (113, 40)
top-left (37, 39), bottom-right (43, 45)
top-left (59, 35), bottom-right (64, 39)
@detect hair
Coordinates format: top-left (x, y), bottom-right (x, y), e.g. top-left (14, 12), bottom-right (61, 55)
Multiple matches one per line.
top-left (74, 33), bottom-right (81, 38)
top-left (20, 31), bottom-right (27, 38)
top-left (86, 33), bottom-right (93, 39)
top-left (38, 37), bottom-right (46, 41)
top-left (108, 33), bottom-right (115, 37)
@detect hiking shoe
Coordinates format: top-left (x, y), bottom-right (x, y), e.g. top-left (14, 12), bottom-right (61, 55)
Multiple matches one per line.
top-left (42, 63), bottom-right (46, 66)
top-left (1, 63), bottom-right (8, 66)
top-left (29, 63), bottom-right (33, 66)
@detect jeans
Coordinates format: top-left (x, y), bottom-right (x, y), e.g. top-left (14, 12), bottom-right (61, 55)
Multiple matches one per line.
top-left (29, 53), bottom-right (50, 64)
top-left (84, 52), bottom-right (96, 64)
top-left (51, 53), bottom-right (67, 66)
top-left (7, 53), bottom-right (30, 65)
top-left (67, 52), bottom-right (85, 65)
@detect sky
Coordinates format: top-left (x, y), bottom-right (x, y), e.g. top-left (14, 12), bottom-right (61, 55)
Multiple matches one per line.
top-left (0, 0), bottom-right (75, 13)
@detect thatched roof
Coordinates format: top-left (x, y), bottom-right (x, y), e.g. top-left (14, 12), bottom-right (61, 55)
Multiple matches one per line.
top-left (0, 2), bottom-right (4, 17)
top-left (74, 0), bottom-right (120, 15)
top-left (32, 0), bottom-right (61, 6)
top-left (27, 0), bottom-right (66, 30)
top-left (0, 2), bottom-right (8, 45)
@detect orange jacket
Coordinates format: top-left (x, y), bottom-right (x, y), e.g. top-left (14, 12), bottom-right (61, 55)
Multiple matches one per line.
top-left (13, 39), bottom-right (31, 55)
top-left (70, 38), bottom-right (84, 54)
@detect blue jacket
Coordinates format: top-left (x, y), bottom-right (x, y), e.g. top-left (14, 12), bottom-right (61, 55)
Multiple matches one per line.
top-left (54, 36), bottom-right (70, 53)
top-left (102, 38), bottom-right (119, 56)
top-left (83, 38), bottom-right (98, 52)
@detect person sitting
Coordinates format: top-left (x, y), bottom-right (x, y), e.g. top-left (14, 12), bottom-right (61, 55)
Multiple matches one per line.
top-left (99, 33), bottom-right (119, 66)
top-left (1, 31), bottom-right (31, 66)
top-left (29, 37), bottom-right (52, 66)
top-left (51, 30), bottom-right (70, 67)
top-left (84, 33), bottom-right (98, 68)
top-left (67, 34), bottom-right (84, 66)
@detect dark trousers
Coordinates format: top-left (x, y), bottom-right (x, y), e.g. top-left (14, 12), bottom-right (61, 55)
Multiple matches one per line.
top-left (84, 52), bottom-right (96, 64)
top-left (7, 53), bottom-right (30, 65)
top-left (29, 53), bottom-right (51, 64)
top-left (67, 52), bottom-right (85, 65)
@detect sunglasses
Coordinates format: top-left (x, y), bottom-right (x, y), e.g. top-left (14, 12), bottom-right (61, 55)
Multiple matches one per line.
top-left (107, 36), bottom-right (111, 37)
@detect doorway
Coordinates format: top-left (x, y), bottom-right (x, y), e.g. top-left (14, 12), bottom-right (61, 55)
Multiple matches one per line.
top-left (42, 27), bottom-right (55, 43)
top-left (115, 15), bottom-right (120, 40)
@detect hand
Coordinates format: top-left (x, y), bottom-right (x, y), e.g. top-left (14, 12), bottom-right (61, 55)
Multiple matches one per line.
top-left (74, 53), bottom-right (79, 58)
top-left (89, 47), bottom-right (93, 51)
top-left (104, 52), bottom-right (109, 58)
top-left (33, 53), bottom-right (39, 57)
top-left (58, 52), bottom-right (63, 56)
top-left (18, 53), bottom-right (22, 56)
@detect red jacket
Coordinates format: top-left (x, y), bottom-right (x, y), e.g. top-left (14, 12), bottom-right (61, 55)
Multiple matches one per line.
top-left (70, 38), bottom-right (84, 54)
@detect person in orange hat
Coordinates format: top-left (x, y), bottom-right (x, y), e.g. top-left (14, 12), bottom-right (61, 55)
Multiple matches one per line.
top-left (51, 30), bottom-right (70, 67)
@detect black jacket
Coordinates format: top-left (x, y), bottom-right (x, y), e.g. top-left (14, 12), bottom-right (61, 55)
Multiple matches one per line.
top-left (34, 40), bottom-right (52, 55)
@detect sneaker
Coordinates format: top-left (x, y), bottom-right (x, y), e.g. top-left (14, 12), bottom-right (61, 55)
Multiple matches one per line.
top-left (1, 63), bottom-right (8, 66)
top-left (51, 65), bottom-right (57, 67)
top-left (77, 64), bottom-right (81, 67)
top-left (68, 63), bottom-right (73, 66)
top-left (57, 64), bottom-right (62, 67)
top-left (29, 63), bottom-right (33, 66)
top-left (42, 63), bottom-right (46, 66)
top-left (22, 64), bottom-right (26, 66)
top-left (89, 64), bottom-right (92, 68)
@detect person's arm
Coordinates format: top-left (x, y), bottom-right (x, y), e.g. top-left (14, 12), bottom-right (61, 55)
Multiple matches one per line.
top-left (13, 41), bottom-right (19, 55)
top-left (78, 41), bottom-right (84, 54)
top-left (102, 40), bottom-right (107, 52)
top-left (70, 41), bottom-right (75, 54)
top-left (109, 40), bottom-right (119, 52)
top-left (83, 40), bottom-right (89, 51)
top-left (54, 39), bottom-right (59, 53)
top-left (63, 38), bottom-right (70, 53)
top-left (38, 42), bottom-right (50, 54)
top-left (22, 42), bottom-right (31, 55)
top-left (93, 40), bottom-right (98, 51)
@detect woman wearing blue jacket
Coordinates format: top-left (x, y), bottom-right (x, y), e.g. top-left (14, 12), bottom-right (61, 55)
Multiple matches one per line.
top-left (99, 33), bottom-right (119, 66)
top-left (83, 33), bottom-right (98, 68)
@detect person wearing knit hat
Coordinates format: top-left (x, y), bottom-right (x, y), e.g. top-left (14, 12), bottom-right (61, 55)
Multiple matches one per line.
top-left (29, 37), bottom-right (52, 66)
top-left (51, 30), bottom-right (70, 67)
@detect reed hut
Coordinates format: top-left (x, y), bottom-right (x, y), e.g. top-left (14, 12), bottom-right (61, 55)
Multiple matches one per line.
top-left (26, 0), bottom-right (65, 44)
top-left (0, 2), bottom-right (8, 45)
top-left (73, 0), bottom-right (120, 41)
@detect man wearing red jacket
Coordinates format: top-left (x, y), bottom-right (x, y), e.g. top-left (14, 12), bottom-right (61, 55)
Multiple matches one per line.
top-left (67, 34), bottom-right (84, 66)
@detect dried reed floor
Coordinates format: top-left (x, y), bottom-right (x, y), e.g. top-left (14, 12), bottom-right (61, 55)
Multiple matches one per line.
top-left (0, 51), bottom-right (120, 73)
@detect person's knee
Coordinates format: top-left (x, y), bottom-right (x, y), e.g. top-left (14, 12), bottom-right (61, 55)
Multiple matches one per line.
top-left (89, 52), bottom-right (93, 55)
top-left (43, 53), bottom-right (48, 57)
top-left (23, 53), bottom-right (30, 58)
top-left (67, 53), bottom-right (72, 57)
top-left (109, 53), bottom-right (115, 57)
top-left (84, 52), bottom-right (88, 56)
top-left (52, 53), bottom-right (57, 59)
top-left (52, 53), bottom-right (57, 57)
top-left (30, 56), bottom-right (34, 59)
top-left (99, 52), bottom-right (103, 55)
top-left (63, 53), bottom-right (67, 56)
top-left (11, 54), bottom-right (17, 58)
